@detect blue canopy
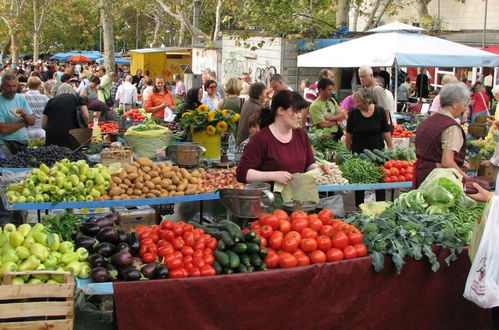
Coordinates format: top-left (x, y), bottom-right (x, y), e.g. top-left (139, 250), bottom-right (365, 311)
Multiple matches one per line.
top-left (95, 57), bottom-right (130, 65)
top-left (50, 51), bottom-right (102, 62)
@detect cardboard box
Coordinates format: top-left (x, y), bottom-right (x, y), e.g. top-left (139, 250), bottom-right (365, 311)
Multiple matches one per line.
top-left (113, 206), bottom-right (157, 231)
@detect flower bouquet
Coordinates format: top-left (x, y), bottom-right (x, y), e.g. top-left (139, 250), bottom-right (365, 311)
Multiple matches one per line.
top-left (178, 104), bottom-right (240, 135)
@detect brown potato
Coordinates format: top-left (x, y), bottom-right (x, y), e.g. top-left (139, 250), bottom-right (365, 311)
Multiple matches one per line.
top-left (133, 189), bottom-right (142, 196)
top-left (142, 187), bottom-right (150, 193)
top-left (135, 182), bottom-right (144, 189)
top-left (177, 182), bottom-right (187, 191)
top-left (112, 176), bottom-right (122, 184)
top-left (145, 181), bottom-right (155, 189)
top-left (137, 157), bottom-right (153, 167)
top-left (191, 170), bottom-right (202, 178)
top-left (126, 188), bottom-right (134, 195)
top-left (168, 191), bottom-right (176, 196)
top-left (131, 161), bottom-right (141, 168)
top-left (151, 177), bottom-right (162, 185)
top-left (109, 187), bottom-right (121, 196)
top-left (174, 191), bottom-right (185, 196)
top-left (119, 184), bottom-right (128, 190)
top-left (152, 165), bottom-right (161, 173)
top-left (142, 166), bottom-right (152, 173)
top-left (118, 170), bottom-right (128, 179)
top-left (179, 168), bottom-right (190, 179)
top-left (127, 172), bottom-right (138, 181)
top-left (123, 179), bottom-right (132, 186)
top-left (150, 189), bottom-right (161, 196)
top-left (143, 174), bottom-right (151, 181)
top-left (160, 192), bottom-right (169, 197)
top-left (189, 177), bottom-right (199, 184)
top-left (163, 171), bottom-right (174, 178)
top-left (102, 195), bottom-right (111, 200)
top-left (185, 188), bottom-right (197, 195)
top-left (120, 194), bottom-right (129, 199)
top-left (149, 170), bottom-right (159, 178)
top-left (146, 193), bottom-right (156, 198)
top-left (135, 176), bottom-right (144, 183)
top-left (167, 185), bottom-right (177, 191)
top-left (171, 175), bottom-right (180, 185)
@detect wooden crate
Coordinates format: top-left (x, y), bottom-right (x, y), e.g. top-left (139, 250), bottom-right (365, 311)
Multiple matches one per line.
top-left (0, 271), bottom-right (75, 330)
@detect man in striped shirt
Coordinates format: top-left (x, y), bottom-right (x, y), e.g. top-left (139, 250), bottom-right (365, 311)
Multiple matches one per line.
top-left (24, 76), bottom-right (49, 138)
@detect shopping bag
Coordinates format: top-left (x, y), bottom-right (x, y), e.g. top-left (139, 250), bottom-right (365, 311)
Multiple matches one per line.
top-left (463, 196), bottom-right (499, 308)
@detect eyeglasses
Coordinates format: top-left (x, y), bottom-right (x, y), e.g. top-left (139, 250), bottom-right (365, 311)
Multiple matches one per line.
top-left (208, 85), bottom-right (216, 89)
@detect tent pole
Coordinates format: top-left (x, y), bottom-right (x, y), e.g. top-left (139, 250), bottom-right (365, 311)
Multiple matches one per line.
top-left (394, 60), bottom-right (398, 114)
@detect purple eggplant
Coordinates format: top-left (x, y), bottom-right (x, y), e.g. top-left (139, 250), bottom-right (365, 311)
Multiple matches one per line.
top-left (94, 242), bottom-right (115, 258)
top-left (75, 235), bottom-right (97, 251)
top-left (154, 264), bottom-right (169, 279)
top-left (91, 267), bottom-right (110, 282)
top-left (116, 229), bottom-right (128, 243)
top-left (92, 213), bottom-right (117, 228)
top-left (89, 253), bottom-right (106, 268)
top-left (103, 263), bottom-right (118, 281)
top-left (114, 242), bottom-right (130, 253)
top-left (110, 250), bottom-right (133, 267)
top-left (118, 265), bottom-right (141, 281)
top-left (96, 227), bottom-right (118, 243)
top-left (127, 232), bottom-right (141, 256)
top-left (141, 262), bottom-right (158, 279)
top-left (79, 222), bottom-right (101, 237)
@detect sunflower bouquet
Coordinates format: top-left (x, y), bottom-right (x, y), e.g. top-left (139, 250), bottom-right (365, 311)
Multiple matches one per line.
top-left (179, 104), bottom-right (240, 136)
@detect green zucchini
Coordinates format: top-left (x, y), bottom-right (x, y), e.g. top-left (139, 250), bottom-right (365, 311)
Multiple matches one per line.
top-left (259, 247), bottom-right (268, 258)
top-left (249, 253), bottom-right (262, 267)
top-left (214, 249), bottom-right (230, 266)
top-left (257, 263), bottom-right (268, 271)
top-left (239, 254), bottom-right (251, 267)
top-left (373, 149), bottom-right (390, 161)
top-left (213, 261), bottom-right (223, 274)
top-left (363, 149), bottom-right (377, 162)
top-left (226, 250), bottom-right (241, 269)
top-left (252, 236), bottom-right (262, 245)
top-left (375, 155), bottom-right (384, 164)
top-left (236, 264), bottom-right (248, 273)
top-left (203, 227), bottom-right (222, 239)
top-left (243, 231), bottom-right (257, 242)
top-left (220, 230), bottom-right (235, 247)
top-left (231, 243), bottom-right (247, 254)
top-left (223, 267), bottom-right (234, 274)
top-left (246, 242), bottom-right (259, 254)
top-left (217, 239), bottom-right (226, 251)
top-left (246, 265), bottom-right (255, 272)
top-left (219, 220), bottom-right (243, 242)
top-left (359, 153), bottom-right (372, 162)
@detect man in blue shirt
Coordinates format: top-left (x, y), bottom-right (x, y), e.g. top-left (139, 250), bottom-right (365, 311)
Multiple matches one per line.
top-left (0, 73), bottom-right (35, 154)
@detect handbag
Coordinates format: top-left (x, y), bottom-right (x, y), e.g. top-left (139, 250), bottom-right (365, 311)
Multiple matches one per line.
top-left (478, 92), bottom-right (490, 116)
top-left (102, 89), bottom-right (114, 107)
top-left (73, 94), bottom-right (87, 128)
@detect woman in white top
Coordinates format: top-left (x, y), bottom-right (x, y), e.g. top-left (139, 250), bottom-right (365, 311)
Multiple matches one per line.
top-left (201, 80), bottom-right (221, 110)
top-left (141, 77), bottom-right (154, 104)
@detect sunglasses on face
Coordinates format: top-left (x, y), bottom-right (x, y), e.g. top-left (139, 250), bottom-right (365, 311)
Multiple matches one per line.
top-left (208, 86), bottom-right (216, 89)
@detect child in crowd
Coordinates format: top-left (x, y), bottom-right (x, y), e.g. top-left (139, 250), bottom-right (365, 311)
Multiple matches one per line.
top-left (234, 112), bottom-right (260, 164)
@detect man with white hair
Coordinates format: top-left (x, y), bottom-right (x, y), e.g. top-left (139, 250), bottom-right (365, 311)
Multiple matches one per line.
top-left (115, 75), bottom-right (137, 111)
top-left (358, 65), bottom-right (392, 125)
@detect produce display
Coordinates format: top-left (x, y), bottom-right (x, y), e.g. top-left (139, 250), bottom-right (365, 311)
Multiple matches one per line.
top-left (467, 138), bottom-right (496, 160)
top-left (124, 109), bottom-right (146, 122)
top-left (0, 222), bottom-right (90, 283)
top-left (73, 213), bottom-right (144, 282)
top-left (313, 161), bottom-right (349, 185)
top-left (251, 209), bottom-right (367, 269)
top-left (99, 157), bottom-right (204, 200)
top-left (384, 146), bottom-right (417, 161)
top-left (100, 142), bottom-right (133, 164)
top-left (88, 121), bottom-right (119, 133)
top-left (381, 160), bottom-right (415, 183)
top-left (392, 125), bottom-right (414, 138)
top-left (5, 159), bottom-right (111, 203)
top-left (311, 136), bottom-right (355, 163)
top-left (358, 148), bottom-right (391, 165)
top-left (339, 158), bottom-right (384, 184)
top-left (201, 168), bottom-right (244, 191)
top-left (28, 137), bottom-right (45, 147)
top-left (0, 146), bottom-right (88, 168)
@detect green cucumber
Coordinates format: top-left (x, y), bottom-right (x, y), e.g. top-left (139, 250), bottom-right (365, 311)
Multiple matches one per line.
top-left (220, 230), bottom-right (235, 247)
top-left (359, 153), bottom-right (372, 162)
top-left (259, 247), bottom-right (268, 258)
top-left (236, 264), bottom-right (248, 273)
top-left (252, 236), bottom-right (262, 245)
top-left (373, 149), bottom-right (390, 161)
top-left (243, 231), bottom-right (257, 242)
top-left (219, 220), bottom-right (243, 242)
top-left (226, 250), bottom-right (240, 269)
top-left (240, 254), bottom-right (251, 267)
top-left (375, 155), bottom-right (384, 164)
top-left (257, 263), bottom-right (268, 271)
top-left (249, 253), bottom-right (262, 267)
top-left (363, 149), bottom-right (377, 162)
top-left (214, 249), bottom-right (230, 267)
top-left (187, 220), bottom-right (203, 229)
top-left (246, 265), bottom-right (255, 272)
top-left (231, 243), bottom-right (247, 254)
top-left (223, 267), bottom-right (234, 274)
top-left (217, 239), bottom-right (226, 251)
top-left (203, 227), bottom-right (222, 239)
top-left (246, 242), bottom-right (259, 254)
top-left (213, 261), bottom-right (223, 274)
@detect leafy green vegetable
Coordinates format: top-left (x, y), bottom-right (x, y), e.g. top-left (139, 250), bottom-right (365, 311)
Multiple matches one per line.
top-left (437, 177), bottom-right (462, 201)
top-left (339, 158), bottom-right (384, 184)
top-left (42, 212), bottom-right (83, 242)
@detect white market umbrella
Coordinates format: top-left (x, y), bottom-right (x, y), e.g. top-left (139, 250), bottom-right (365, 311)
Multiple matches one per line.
top-left (367, 21), bottom-right (426, 33)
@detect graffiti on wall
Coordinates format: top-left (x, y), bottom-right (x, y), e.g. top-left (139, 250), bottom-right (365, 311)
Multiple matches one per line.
top-left (223, 50), bottom-right (245, 79)
top-left (254, 66), bottom-right (277, 86)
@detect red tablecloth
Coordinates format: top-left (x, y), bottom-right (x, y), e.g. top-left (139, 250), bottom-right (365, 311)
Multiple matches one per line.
top-left (114, 249), bottom-right (492, 330)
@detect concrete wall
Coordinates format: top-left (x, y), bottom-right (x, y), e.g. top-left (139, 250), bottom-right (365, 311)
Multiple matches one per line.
top-left (350, 0), bottom-right (499, 32)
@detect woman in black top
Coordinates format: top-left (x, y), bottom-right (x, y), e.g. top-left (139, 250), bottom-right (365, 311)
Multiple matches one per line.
top-left (181, 87), bottom-right (202, 115)
top-left (345, 88), bottom-right (393, 207)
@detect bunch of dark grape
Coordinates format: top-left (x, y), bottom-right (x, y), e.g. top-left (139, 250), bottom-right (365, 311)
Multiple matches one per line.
top-left (0, 145), bottom-right (88, 168)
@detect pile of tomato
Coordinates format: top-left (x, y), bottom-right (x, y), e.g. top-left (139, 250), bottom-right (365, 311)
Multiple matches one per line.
top-left (392, 125), bottom-right (413, 138)
top-left (382, 160), bottom-right (415, 183)
top-left (135, 221), bottom-right (217, 278)
top-left (88, 121), bottom-right (119, 133)
top-left (124, 109), bottom-right (146, 122)
top-left (249, 209), bottom-right (368, 269)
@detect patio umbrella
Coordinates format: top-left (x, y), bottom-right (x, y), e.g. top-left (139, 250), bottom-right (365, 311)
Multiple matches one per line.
top-left (67, 55), bottom-right (93, 63)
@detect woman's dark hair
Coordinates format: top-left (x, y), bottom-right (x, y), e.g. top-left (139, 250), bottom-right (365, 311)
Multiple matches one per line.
top-left (182, 87), bottom-right (202, 114)
top-left (249, 82), bottom-right (266, 99)
top-left (89, 76), bottom-right (101, 84)
top-left (153, 76), bottom-right (166, 93)
top-left (259, 90), bottom-right (308, 128)
top-left (204, 79), bottom-right (217, 91)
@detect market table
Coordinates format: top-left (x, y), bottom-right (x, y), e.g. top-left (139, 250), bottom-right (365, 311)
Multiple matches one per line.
top-left (0, 181), bottom-right (413, 211)
top-left (110, 248), bottom-right (491, 330)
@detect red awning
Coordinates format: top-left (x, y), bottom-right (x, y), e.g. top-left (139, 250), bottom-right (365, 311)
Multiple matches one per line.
top-left (481, 45), bottom-right (499, 55)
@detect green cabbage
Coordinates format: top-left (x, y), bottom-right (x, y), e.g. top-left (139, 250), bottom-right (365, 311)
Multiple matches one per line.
top-left (438, 177), bottom-right (462, 201)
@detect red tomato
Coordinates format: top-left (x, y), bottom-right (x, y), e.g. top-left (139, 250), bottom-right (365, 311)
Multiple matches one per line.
top-left (389, 167), bottom-right (400, 176)
top-left (384, 161), bottom-right (393, 169)
top-left (141, 237), bottom-right (153, 246)
top-left (262, 215), bottom-right (280, 230)
top-left (172, 223), bottom-right (184, 236)
top-left (194, 241), bottom-right (206, 251)
top-left (316, 236), bottom-right (332, 251)
top-left (310, 250), bottom-right (327, 264)
top-left (181, 245), bottom-right (194, 256)
top-left (282, 237), bottom-right (300, 253)
top-left (142, 252), bottom-right (156, 263)
top-left (203, 248), bottom-right (213, 256)
top-left (348, 232), bottom-right (364, 245)
top-left (279, 220), bottom-right (291, 234)
top-left (309, 219), bottom-right (323, 232)
top-left (260, 237), bottom-right (268, 247)
top-left (260, 225), bottom-right (274, 239)
top-left (157, 239), bottom-right (169, 247)
top-left (399, 168), bottom-right (407, 175)
top-left (172, 237), bottom-right (185, 250)
top-left (182, 223), bottom-right (194, 233)
top-left (390, 176), bottom-right (399, 182)
top-left (264, 252), bottom-right (280, 268)
top-left (332, 232), bottom-right (349, 249)
top-left (383, 176), bottom-right (392, 183)
top-left (258, 213), bottom-right (270, 222)
top-left (146, 244), bottom-right (158, 254)
top-left (189, 267), bottom-right (201, 277)
top-left (291, 218), bottom-right (309, 232)
top-left (398, 175), bottom-right (406, 182)
top-left (269, 231), bottom-right (284, 250)
top-left (343, 245), bottom-right (358, 259)
top-left (406, 173), bottom-right (414, 181)
top-left (290, 211), bottom-right (308, 220)
top-left (326, 248), bottom-right (344, 262)
top-left (295, 253), bottom-right (311, 266)
top-left (203, 254), bottom-right (215, 265)
top-left (193, 228), bottom-right (205, 237)
top-left (206, 237), bottom-right (218, 250)
top-left (354, 243), bottom-right (368, 257)
top-left (250, 220), bottom-right (261, 230)
top-left (279, 252), bottom-right (298, 268)
top-left (193, 250), bottom-right (204, 259)
top-left (158, 245), bottom-right (174, 257)
top-left (284, 231), bottom-right (302, 242)
top-left (301, 227), bottom-right (318, 239)
top-left (170, 268), bottom-right (188, 278)
top-left (182, 231), bottom-right (196, 247)
top-left (200, 265), bottom-right (216, 276)
top-left (173, 251), bottom-right (183, 259)
top-left (300, 238), bottom-right (318, 252)
top-left (272, 209), bottom-right (289, 221)
top-left (182, 255), bottom-right (193, 264)
top-left (192, 256), bottom-right (206, 268)
top-left (319, 225), bottom-right (334, 237)
top-left (167, 257), bottom-right (183, 270)
top-left (160, 220), bottom-right (173, 230)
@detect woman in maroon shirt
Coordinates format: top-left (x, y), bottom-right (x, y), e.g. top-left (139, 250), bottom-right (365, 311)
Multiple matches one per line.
top-left (236, 90), bottom-right (327, 184)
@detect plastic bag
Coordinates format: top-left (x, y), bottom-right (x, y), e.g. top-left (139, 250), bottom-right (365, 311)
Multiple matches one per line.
top-left (419, 168), bottom-right (463, 192)
top-left (318, 195), bottom-right (345, 218)
top-left (124, 133), bottom-right (172, 159)
top-left (125, 123), bottom-right (169, 137)
top-left (423, 184), bottom-right (455, 207)
top-left (464, 196), bottom-right (499, 308)
top-left (419, 168), bottom-right (463, 208)
top-left (278, 172), bottom-right (319, 203)
top-left (74, 292), bottom-right (114, 330)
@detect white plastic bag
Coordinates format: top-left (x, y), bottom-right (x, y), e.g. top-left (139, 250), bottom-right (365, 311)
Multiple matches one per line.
top-left (463, 196), bottom-right (499, 308)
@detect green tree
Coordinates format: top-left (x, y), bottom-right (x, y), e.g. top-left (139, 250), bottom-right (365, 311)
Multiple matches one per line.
top-left (0, 0), bottom-right (28, 64)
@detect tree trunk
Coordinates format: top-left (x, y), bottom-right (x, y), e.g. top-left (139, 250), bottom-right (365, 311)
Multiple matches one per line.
top-left (363, 0), bottom-right (382, 31)
top-left (33, 29), bottom-right (40, 62)
top-left (353, 1), bottom-right (360, 32)
top-left (213, 0), bottom-right (223, 41)
top-left (1, 38), bottom-right (11, 63)
top-left (151, 14), bottom-right (162, 48)
top-left (335, 0), bottom-right (350, 29)
top-left (374, 0), bottom-right (393, 27)
top-left (99, 0), bottom-right (115, 73)
top-left (10, 30), bottom-right (19, 65)
top-left (178, 21), bottom-right (186, 46)
top-left (416, 0), bottom-right (431, 19)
